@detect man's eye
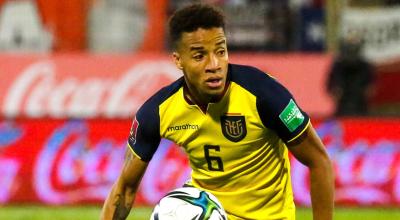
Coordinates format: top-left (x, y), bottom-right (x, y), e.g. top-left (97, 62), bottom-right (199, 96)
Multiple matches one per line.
top-left (193, 54), bottom-right (204, 60)
top-left (217, 50), bottom-right (225, 56)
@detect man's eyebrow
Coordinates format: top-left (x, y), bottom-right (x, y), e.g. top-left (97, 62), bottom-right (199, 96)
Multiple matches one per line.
top-left (189, 39), bottom-right (226, 51)
top-left (216, 39), bottom-right (226, 46)
top-left (189, 46), bottom-right (204, 51)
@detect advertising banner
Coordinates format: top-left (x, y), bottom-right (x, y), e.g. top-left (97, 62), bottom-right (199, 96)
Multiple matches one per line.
top-left (0, 53), bottom-right (334, 118)
top-left (0, 54), bottom-right (182, 118)
top-left (293, 118), bottom-right (400, 206)
top-left (342, 7), bottom-right (400, 63)
top-left (0, 118), bottom-right (399, 206)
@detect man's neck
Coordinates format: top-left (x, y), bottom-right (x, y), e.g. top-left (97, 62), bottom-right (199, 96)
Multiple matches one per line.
top-left (183, 85), bottom-right (209, 112)
top-left (183, 81), bottom-right (229, 112)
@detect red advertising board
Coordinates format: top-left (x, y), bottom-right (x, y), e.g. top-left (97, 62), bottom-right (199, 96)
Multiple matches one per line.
top-left (292, 118), bottom-right (400, 206)
top-left (0, 53), bottom-right (333, 118)
top-left (0, 118), bottom-right (399, 206)
top-left (0, 53), bottom-right (182, 118)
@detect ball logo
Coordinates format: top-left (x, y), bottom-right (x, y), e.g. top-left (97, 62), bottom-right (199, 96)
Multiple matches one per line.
top-left (220, 115), bottom-right (247, 142)
top-left (129, 118), bottom-right (139, 145)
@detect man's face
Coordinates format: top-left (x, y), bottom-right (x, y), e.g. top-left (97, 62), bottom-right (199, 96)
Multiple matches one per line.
top-left (173, 27), bottom-right (228, 102)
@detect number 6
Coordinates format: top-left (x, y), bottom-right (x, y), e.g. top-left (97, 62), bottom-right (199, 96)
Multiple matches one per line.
top-left (204, 145), bottom-right (224, 171)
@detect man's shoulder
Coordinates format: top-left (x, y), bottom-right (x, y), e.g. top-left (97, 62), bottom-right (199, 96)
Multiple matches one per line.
top-left (229, 63), bottom-right (274, 82)
top-left (229, 63), bottom-right (279, 94)
top-left (229, 63), bottom-right (266, 75)
top-left (139, 77), bottom-right (184, 111)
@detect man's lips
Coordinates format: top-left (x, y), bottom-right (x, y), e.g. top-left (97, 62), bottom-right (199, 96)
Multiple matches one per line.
top-left (205, 78), bottom-right (223, 88)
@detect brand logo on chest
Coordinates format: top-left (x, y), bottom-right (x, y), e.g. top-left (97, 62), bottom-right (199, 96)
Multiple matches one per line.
top-left (220, 115), bottom-right (247, 142)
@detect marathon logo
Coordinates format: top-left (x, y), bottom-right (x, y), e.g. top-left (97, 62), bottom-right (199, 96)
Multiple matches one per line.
top-left (167, 124), bottom-right (199, 132)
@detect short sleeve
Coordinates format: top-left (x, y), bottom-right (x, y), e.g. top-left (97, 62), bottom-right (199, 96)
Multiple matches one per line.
top-left (256, 77), bottom-right (310, 143)
top-left (127, 101), bottom-right (161, 162)
top-left (127, 77), bottom-right (184, 161)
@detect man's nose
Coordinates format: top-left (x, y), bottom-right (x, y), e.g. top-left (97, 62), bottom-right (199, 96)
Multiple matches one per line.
top-left (206, 54), bottom-right (220, 73)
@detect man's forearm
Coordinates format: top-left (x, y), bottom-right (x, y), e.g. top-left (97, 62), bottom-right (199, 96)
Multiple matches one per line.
top-left (309, 160), bottom-right (334, 220)
top-left (100, 183), bottom-right (136, 220)
top-left (101, 149), bottom-right (148, 220)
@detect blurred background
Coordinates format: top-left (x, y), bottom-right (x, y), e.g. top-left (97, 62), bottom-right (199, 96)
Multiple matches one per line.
top-left (0, 0), bottom-right (400, 219)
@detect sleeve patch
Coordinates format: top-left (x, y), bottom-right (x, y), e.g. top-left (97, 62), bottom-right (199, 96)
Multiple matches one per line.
top-left (128, 117), bottom-right (139, 145)
top-left (279, 99), bottom-right (305, 132)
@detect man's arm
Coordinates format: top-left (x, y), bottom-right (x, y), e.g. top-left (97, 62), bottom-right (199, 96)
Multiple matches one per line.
top-left (100, 149), bottom-right (148, 220)
top-left (288, 124), bottom-right (334, 220)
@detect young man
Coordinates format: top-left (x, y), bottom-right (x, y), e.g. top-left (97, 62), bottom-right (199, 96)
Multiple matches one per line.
top-left (101, 4), bottom-right (334, 220)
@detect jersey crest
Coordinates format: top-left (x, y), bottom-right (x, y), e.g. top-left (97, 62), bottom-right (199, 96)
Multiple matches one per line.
top-left (220, 115), bottom-right (247, 142)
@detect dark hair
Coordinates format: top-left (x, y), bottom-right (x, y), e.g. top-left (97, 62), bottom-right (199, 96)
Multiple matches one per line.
top-left (168, 4), bottom-right (225, 49)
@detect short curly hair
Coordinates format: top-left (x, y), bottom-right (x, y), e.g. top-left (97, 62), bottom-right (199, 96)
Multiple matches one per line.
top-left (168, 4), bottom-right (226, 49)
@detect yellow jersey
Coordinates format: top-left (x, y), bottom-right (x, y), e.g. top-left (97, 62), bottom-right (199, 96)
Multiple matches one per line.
top-left (128, 64), bottom-right (310, 220)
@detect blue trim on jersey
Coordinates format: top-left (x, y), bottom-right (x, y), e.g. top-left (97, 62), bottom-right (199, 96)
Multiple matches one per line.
top-left (128, 77), bottom-right (185, 162)
top-left (229, 63), bottom-right (310, 142)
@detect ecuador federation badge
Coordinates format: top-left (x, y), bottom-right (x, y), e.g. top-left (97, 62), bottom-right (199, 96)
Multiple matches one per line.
top-left (220, 115), bottom-right (247, 142)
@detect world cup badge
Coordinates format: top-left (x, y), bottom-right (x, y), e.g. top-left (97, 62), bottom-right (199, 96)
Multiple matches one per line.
top-left (129, 118), bottom-right (139, 145)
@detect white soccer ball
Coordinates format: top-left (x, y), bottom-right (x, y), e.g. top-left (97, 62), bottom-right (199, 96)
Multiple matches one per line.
top-left (149, 187), bottom-right (227, 220)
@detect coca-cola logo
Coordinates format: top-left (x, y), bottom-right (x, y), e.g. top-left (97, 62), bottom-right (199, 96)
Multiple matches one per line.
top-left (33, 120), bottom-right (126, 203)
top-left (1, 118), bottom-right (399, 206)
top-left (32, 120), bottom-right (190, 204)
top-left (3, 60), bottom-right (181, 118)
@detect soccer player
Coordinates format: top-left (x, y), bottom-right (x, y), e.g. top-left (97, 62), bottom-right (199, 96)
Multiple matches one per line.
top-left (101, 3), bottom-right (334, 220)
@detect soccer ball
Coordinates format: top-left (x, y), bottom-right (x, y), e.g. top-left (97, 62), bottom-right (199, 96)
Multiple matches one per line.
top-left (150, 187), bottom-right (227, 220)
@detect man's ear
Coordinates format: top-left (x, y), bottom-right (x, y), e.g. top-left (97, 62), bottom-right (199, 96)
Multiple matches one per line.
top-left (173, 52), bottom-right (183, 70)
